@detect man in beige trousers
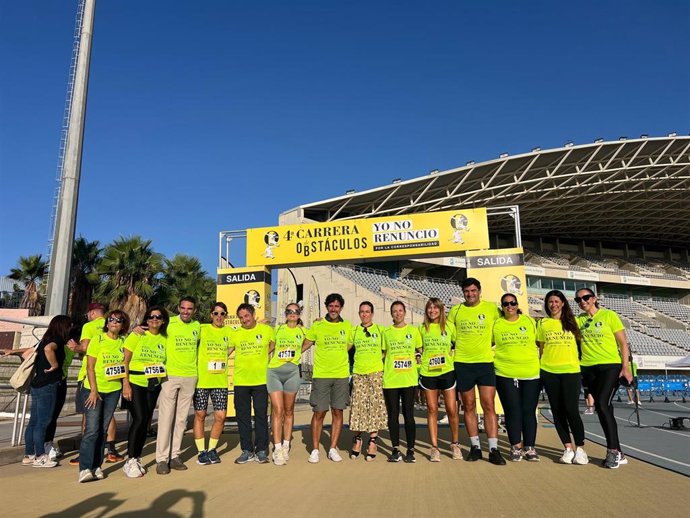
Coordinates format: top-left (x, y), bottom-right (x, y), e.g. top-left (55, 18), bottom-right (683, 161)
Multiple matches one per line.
top-left (156, 296), bottom-right (200, 474)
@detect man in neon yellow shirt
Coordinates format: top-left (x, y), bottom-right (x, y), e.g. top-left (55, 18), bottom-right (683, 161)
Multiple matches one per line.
top-left (69, 302), bottom-right (123, 465)
top-left (229, 303), bottom-right (275, 465)
top-left (302, 293), bottom-right (351, 463)
top-left (156, 296), bottom-right (200, 475)
top-left (448, 278), bottom-right (505, 465)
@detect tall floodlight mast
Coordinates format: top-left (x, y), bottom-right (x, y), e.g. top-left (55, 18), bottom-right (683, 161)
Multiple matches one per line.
top-left (45, 0), bottom-right (96, 315)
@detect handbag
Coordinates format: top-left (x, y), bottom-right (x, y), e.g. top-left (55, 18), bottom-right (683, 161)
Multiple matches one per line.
top-left (9, 349), bottom-right (37, 393)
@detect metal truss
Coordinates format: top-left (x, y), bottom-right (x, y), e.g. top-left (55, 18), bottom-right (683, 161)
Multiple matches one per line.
top-left (299, 137), bottom-right (690, 246)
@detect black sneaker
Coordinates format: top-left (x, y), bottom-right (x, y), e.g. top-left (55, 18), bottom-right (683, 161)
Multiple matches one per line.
top-left (466, 445), bottom-right (482, 462)
top-left (207, 449), bottom-right (221, 464)
top-left (488, 448), bottom-right (506, 466)
top-left (387, 448), bottom-right (403, 463)
top-left (403, 449), bottom-right (416, 463)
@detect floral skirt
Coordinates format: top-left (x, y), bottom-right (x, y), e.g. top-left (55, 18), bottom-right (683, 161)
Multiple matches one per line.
top-left (349, 371), bottom-right (388, 432)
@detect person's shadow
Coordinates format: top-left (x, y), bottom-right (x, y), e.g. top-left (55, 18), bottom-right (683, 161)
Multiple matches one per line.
top-left (40, 493), bottom-right (124, 518)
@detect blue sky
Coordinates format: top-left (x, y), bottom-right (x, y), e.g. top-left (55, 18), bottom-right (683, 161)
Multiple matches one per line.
top-left (1, 0), bottom-right (689, 277)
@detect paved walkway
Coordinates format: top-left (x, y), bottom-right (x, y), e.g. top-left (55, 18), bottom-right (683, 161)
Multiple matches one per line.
top-left (0, 405), bottom-right (687, 517)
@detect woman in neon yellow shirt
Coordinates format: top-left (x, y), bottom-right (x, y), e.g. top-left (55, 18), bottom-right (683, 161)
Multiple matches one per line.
top-left (537, 290), bottom-right (587, 465)
top-left (576, 288), bottom-right (632, 469)
top-left (347, 301), bottom-right (387, 461)
top-left (122, 305), bottom-right (169, 478)
top-left (418, 297), bottom-right (459, 462)
top-left (268, 303), bottom-right (306, 465)
top-left (78, 310), bottom-right (129, 483)
top-left (493, 294), bottom-right (540, 462)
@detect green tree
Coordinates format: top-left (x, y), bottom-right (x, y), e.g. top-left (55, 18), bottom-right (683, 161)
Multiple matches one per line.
top-left (68, 236), bottom-right (102, 324)
top-left (155, 254), bottom-right (216, 322)
top-left (95, 236), bottom-right (163, 324)
top-left (8, 254), bottom-right (48, 316)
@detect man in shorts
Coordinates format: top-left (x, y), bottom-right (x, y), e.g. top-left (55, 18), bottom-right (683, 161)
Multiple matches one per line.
top-left (303, 293), bottom-right (351, 463)
top-left (448, 278), bottom-right (506, 465)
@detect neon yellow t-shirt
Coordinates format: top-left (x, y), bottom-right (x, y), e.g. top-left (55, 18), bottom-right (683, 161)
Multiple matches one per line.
top-left (305, 319), bottom-right (351, 379)
top-left (124, 331), bottom-right (167, 388)
top-left (492, 315), bottom-right (539, 379)
top-left (78, 316), bottom-right (105, 382)
top-left (196, 324), bottom-right (233, 389)
top-left (348, 323), bottom-right (385, 375)
top-left (419, 323), bottom-right (456, 377)
top-left (229, 323), bottom-right (274, 386)
top-left (165, 316), bottom-right (200, 377)
top-left (269, 324), bottom-right (306, 368)
top-left (449, 301), bottom-right (501, 363)
top-left (84, 332), bottom-right (125, 394)
top-left (383, 324), bottom-right (422, 389)
top-left (578, 309), bottom-right (625, 366)
top-left (63, 345), bottom-right (75, 380)
top-left (536, 317), bottom-right (580, 374)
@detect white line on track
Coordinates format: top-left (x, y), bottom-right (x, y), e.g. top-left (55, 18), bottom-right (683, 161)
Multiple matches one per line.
top-left (584, 430), bottom-right (690, 468)
top-left (673, 401), bottom-right (690, 411)
top-left (639, 407), bottom-right (683, 419)
top-left (614, 415), bottom-right (690, 438)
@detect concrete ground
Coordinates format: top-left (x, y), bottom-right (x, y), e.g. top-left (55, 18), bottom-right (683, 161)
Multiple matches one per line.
top-left (0, 404), bottom-right (687, 518)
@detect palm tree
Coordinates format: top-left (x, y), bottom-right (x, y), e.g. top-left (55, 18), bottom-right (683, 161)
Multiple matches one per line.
top-left (95, 236), bottom-right (163, 324)
top-left (68, 236), bottom-right (102, 324)
top-left (8, 255), bottom-right (48, 316)
top-left (155, 254), bottom-right (216, 322)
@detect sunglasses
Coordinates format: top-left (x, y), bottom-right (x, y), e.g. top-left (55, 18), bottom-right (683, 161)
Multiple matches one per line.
top-left (582, 317), bottom-right (593, 329)
top-left (362, 326), bottom-right (371, 337)
top-left (147, 314), bottom-right (164, 321)
top-left (501, 301), bottom-right (518, 307)
top-left (212, 311), bottom-right (227, 316)
top-left (285, 309), bottom-right (301, 315)
top-left (575, 294), bottom-right (595, 304)
top-left (108, 317), bottom-right (124, 324)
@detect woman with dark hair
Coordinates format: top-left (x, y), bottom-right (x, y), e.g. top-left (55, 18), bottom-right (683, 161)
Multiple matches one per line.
top-left (193, 302), bottom-right (233, 466)
top-left (347, 301), bottom-right (387, 461)
top-left (21, 315), bottom-right (73, 467)
top-left (78, 309), bottom-right (130, 483)
top-left (418, 298), bottom-right (459, 462)
top-left (493, 294), bottom-right (540, 462)
top-left (122, 306), bottom-right (169, 477)
top-left (576, 288), bottom-right (632, 469)
top-left (537, 290), bottom-right (587, 465)
top-left (267, 303), bottom-right (306, 465)
top-left (382, 301), bottom-right (422, 463)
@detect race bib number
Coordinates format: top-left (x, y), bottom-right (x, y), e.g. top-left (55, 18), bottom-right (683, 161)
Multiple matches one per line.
top-left (277, 349), bottom-right (296, 361)
top-left (144, 363), bottom-right (166, 378)
top-left (393, 357), bottom-right (412, 371)
top-left (207, 360), bottom-right (227, 373)
top-left (104, 364), bottom-right (126, 380)
top-left (428, 355), bottom-right (446, 370)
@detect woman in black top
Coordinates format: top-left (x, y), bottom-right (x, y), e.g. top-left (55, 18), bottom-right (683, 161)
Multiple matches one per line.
top-left (23, 315), bottom-right (73, 467)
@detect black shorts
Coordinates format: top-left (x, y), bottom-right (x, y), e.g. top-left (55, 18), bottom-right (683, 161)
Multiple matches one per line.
top-left (419, 371), bottom-right (456, 391)
top-left (454, 362), bottom-right (496, 393)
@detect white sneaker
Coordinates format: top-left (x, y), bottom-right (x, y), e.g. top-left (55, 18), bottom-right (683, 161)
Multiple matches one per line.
top-left (282, 446), bottom-right (290, 463)
top-left (308, 449), bottom-right (320, 464)
top-left (328, 447), bottom-right (343, 462)
top-left (136, 458), bottom-right (146, 475)
top-left (273, 448), bottom-right (286, 466)
top-left (123, 458), bottom-right (142, 478)
top-left (584, 407), bottom-right (595, 415)
top-left (573, 447), bottom-right (589, 465)
top-left (560, 448), bottom-right (575, 464)
top-left (437, 415), bottom-right (449, 425)
top-left (93, 467), bottom-right (105, 480)
top-left (22, 455), bottom-right (35, 466)
top-left (47, 445), bottom-right (62, 461)
top-left (618, 452), bottom-right (628, 465)
top-left (32, 454), bottom-right (57, 468)
top-left (79, 469), bottom-right (95, 483)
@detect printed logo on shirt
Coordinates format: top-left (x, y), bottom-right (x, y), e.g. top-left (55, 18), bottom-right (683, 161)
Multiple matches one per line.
top-left (519, 326), bottom-right (527, 335)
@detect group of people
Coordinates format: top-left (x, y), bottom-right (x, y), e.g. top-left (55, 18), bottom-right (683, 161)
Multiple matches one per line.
top-left (12, 278), bottom-right (633, 482)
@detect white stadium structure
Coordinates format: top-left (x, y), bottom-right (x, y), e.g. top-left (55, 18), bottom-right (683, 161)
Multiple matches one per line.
top-left (273, 135), bottom-right (690, 374)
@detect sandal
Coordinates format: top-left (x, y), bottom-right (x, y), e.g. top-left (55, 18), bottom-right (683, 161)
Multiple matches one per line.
top-left (350, 435), bottom-right (362, 459)
top-left (365, 436), bottom-right (378, 462)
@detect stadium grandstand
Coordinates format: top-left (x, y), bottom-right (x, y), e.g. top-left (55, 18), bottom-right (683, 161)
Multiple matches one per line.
top-left (272, 135), bottom-right (690, 379)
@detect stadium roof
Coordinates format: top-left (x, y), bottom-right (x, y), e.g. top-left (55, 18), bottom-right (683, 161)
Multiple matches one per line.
top-left (296, 136), bottom-right (690, 246)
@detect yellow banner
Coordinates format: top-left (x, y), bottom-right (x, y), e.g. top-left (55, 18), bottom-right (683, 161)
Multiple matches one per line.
top-left (465, 247), bottom-right (528, 309)
top-left (216, 267), bottom-right (272, 327)
top-left (246, 209), bottom-right (489, 267)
